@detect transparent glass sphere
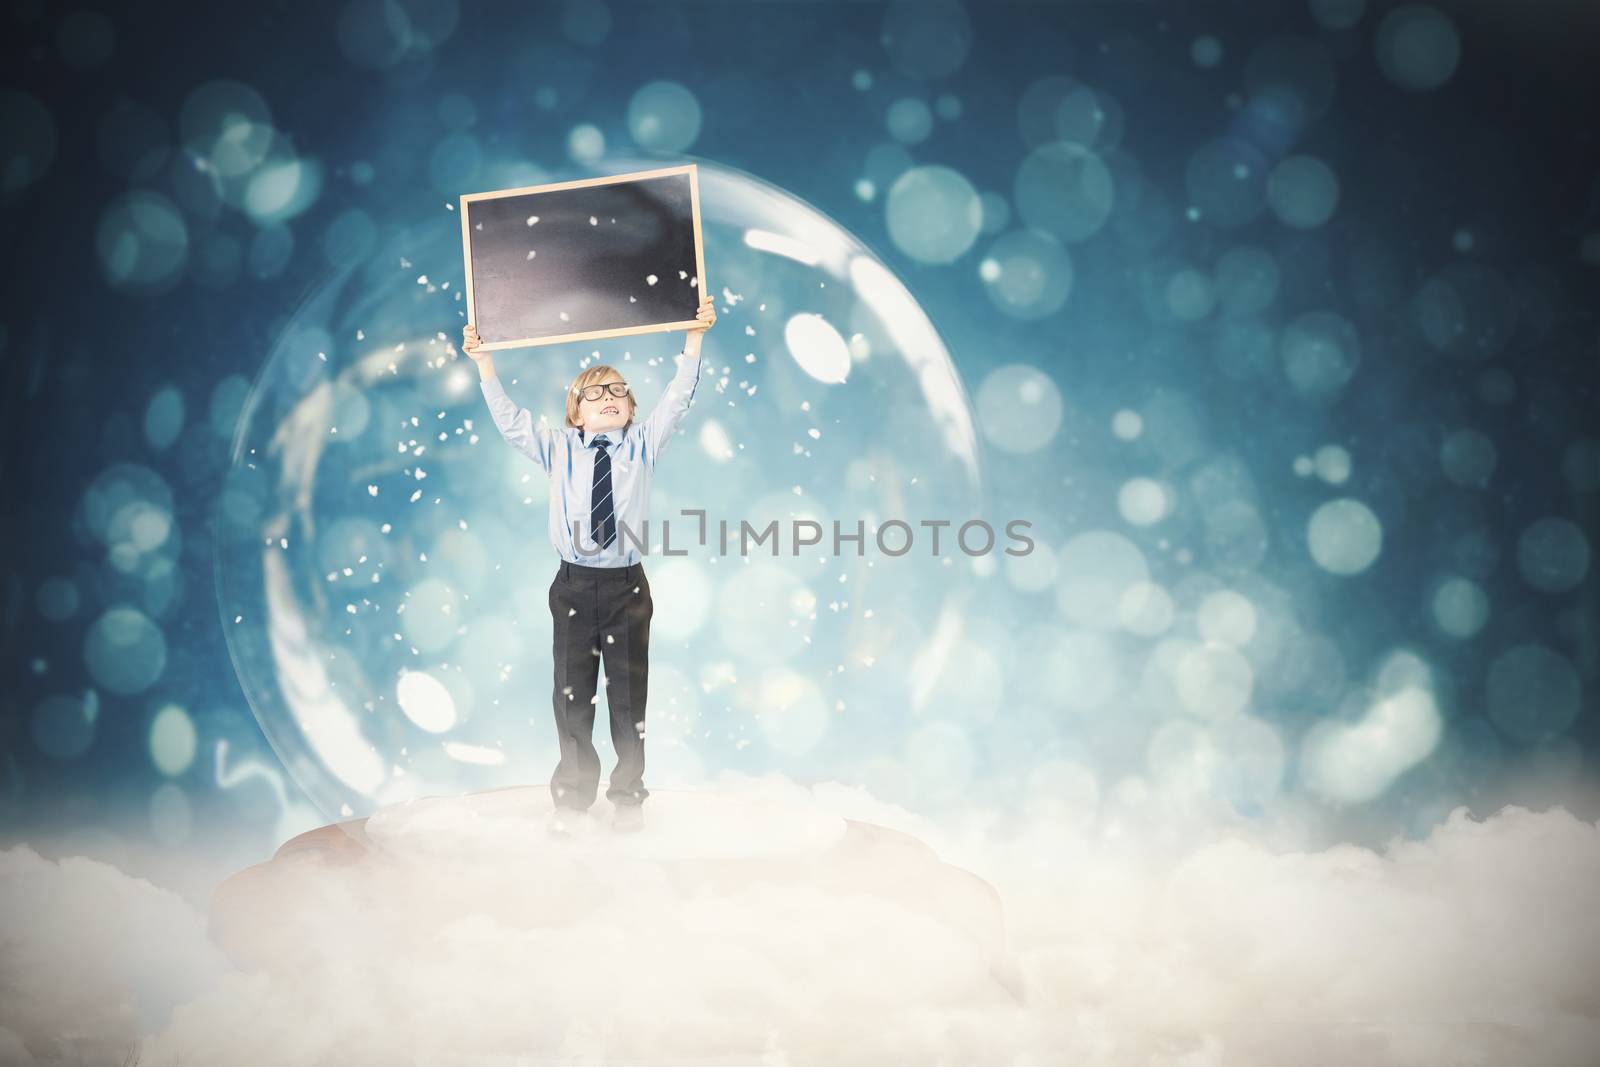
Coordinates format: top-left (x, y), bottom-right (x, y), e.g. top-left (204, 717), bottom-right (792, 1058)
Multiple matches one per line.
top-left (215, 156), bottom-right (987, 822)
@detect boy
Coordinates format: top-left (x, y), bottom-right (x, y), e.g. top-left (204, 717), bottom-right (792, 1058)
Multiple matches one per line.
top-left (463, 296), bottom-right (716, 833)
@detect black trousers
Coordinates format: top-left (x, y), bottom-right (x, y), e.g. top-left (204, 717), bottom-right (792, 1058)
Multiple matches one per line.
top-left (547, 559), bottom-right (653, 810)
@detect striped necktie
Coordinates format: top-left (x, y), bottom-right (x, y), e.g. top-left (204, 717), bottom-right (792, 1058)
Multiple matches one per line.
top-left (590, 436), bottom-right (616, 550)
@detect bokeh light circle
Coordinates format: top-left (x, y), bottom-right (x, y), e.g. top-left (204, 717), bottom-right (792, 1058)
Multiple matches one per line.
top-left (1485, 644), bottom-right (1580, 744)
top-left (149, 704), bottom-right (198, 776)
top-left (627, 80), bottom-right (702, 153)
top-left (1516, 517), bottom-right (1590, 594)
top-left (84, 605), bottom-right (167, 695)
top-left (179, 80), bottom-right (274, 180)
top-left (1280, 309), bottom-right (1361, 399)
top-left (1430, 576), bottom-right (1488, 638)
top-left (1057, 85), bottom-right (1122, 151)
top-left (885, 98), bottom-right (934, 145)
top-left (568, 124), bottom-right (605, 164)
top-left (1313, 444), bottom-right (1351, 485)
top-left (1307, 497), bottom-right (1383, 575)
top-left (1267, 154), bottom-right (1339, 228)
top-left (975, 363), bottom-right (1062, 454)
top-left (1376, 3), bottom-right (1461, 92)
top-left (886, 165), bottom-right (982, 264)
top-left (1015, 141), bottom-right (1114, 243)
top-left (1412, 261), bottom-right (1516, 361)
top-left (1165, 269), bottom-right (1215, 320)
top-left (1197, 589), bottom-right (1256, 646)
top-left (95, 191), bottom-right (189, 292)
top-left (979, 228), bottom-right (1073, 320)
top-left (1191, 36), bottom-right (1223, 68)
top-left (215, 158), bottom-right (986, 821)
top-left (1175, 641), bottom-right (1254, 720)
top-left (36, 577), bottom-right (81, 622)
top-left (1118, 477), bottom-right (1170, 526)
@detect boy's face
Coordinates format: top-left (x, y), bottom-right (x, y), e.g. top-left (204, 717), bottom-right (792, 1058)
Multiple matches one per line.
top-left (576, 372), bottom-right (634, 434)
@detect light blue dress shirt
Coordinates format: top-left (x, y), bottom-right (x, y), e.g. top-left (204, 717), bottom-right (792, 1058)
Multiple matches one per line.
top-left (479, 348), bottom-right (705, 567)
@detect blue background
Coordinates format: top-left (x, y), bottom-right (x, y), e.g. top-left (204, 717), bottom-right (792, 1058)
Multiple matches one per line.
top-left (2, 0), bottom-right (1597, 865)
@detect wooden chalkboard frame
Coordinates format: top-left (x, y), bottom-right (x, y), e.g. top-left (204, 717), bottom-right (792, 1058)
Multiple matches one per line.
top-left (459, 163), bottom-right (706, 351)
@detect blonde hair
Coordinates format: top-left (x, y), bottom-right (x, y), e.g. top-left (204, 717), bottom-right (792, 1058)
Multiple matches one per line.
top-left (565, 364), bottom-right (635, 430)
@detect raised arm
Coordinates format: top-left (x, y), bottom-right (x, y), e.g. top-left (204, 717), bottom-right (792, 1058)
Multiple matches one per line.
top-left (480, 375), bottom-right (557, 472)
top-left (639, 348), bottom-right (704, 466)
top-left (639, 296), bottom-right (717, 466)
top-left (464, 322), bottom-right (556, 472)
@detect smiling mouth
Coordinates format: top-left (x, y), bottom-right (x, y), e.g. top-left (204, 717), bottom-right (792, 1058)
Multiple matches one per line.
top-left (602, 406), bottom-right (618, 415)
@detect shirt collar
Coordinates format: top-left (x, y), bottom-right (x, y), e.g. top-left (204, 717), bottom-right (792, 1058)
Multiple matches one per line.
top-left (578, 426), bottom-right (623, 449)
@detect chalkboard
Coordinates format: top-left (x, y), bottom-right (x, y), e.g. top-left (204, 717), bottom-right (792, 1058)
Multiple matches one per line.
top-left (460, 164), bottom-right (705, 350)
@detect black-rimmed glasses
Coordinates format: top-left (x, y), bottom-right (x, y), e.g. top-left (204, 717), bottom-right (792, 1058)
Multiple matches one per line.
top-left (578, 382), bottom-right (631, 402)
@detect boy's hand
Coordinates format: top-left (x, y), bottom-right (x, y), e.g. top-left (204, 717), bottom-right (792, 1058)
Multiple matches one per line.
top-left (688, 296), bottom-right (716, 332)
top-left (462, 322), bottom-right (489, 363)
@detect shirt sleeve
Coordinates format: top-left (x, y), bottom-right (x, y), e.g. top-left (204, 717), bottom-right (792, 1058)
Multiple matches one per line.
top-left (479, 375), bottom-right (557, 473)
top-left (639, 348), bottom-right (704, 467)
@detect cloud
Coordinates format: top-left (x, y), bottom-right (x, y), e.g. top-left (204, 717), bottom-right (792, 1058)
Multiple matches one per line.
top-left (0, 845), bottom-right (232, 1065)
top-left (3, 773), bottom-right (1598, 1065)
